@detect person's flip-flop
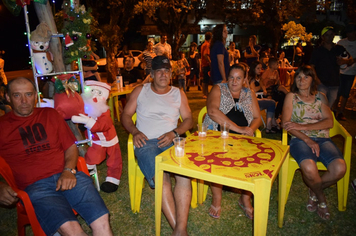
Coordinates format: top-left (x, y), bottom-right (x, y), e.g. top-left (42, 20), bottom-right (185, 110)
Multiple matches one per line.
top-left (238, 198), bottom-right (253, 220)
top-left (208, 205), bottom-right (221, 219)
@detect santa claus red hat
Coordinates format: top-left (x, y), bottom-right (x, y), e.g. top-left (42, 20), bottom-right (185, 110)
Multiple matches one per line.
top-left (85, 80), bottom-right (111, 91)
top-left (65, 33), bottom-right (74, 47)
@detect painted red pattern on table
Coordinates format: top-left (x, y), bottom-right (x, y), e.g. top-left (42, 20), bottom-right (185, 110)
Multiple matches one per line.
top-left (184, 133), bottom-right (276, 178)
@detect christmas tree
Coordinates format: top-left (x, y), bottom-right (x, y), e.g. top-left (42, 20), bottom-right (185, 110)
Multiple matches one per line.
top-left (61, 2), bottom-right (93, 64)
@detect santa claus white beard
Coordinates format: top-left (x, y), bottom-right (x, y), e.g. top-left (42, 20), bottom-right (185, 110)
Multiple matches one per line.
top-left (82, 92), bottom-right (109, 119)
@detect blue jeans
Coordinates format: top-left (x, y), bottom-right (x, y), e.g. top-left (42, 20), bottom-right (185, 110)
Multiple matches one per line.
top-left (257, 99), bottom-right (276, 118)
top-left (25, 172), bottom-right (109, 236)
top-left (178, 79), bottom-right (186, 93)
top-left (290, 137), bottom-right (343, 167)
top-left (134, 139), bottom-right (173, 188)
top-left (317, 83), bottom-right (339, 108)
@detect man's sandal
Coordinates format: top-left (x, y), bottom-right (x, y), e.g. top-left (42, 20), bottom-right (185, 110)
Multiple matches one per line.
top-left (307, 189), bottom-right (318, 212)
top-left (317, 202), bottom-right (330, 220)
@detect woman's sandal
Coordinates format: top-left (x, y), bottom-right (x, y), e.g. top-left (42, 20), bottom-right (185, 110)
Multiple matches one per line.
top-left (208, 205), bottom-right (221, 219)
top-left (317, 202), bottom-right (330, 220)
top-left (307, 189), bottom-right (318, 212)
top-left (238, 198), bottom-right (254, 220)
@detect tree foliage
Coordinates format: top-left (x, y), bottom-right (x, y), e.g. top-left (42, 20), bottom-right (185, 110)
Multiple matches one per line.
top-left (224, 0), bottom-right (302, 54)
top-left (282, 21), bottom-right (313, 43)
top-left (85, 0), bottom-right (140, 82)
top-left (134, 0), bottom-right (207, 59)
top-left (60, 4), bottom-right (93, 64)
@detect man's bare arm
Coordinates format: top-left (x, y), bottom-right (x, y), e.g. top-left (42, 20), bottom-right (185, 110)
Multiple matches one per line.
top-left (56, 144), bottom-right (78, 191)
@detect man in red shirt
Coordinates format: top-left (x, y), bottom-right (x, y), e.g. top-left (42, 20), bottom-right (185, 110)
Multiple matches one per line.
top-left (201, 31), bottom-right (212, 99)
top-left (0, 77), bottom-right (112, 235)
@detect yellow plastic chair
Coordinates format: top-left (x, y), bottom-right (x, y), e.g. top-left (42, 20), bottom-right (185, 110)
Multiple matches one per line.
top-left (128, 113), bottom-right (197, 213)
top-left (278, 114), bottom-right (352, 227)
top-left (197, 106), bottom-right (262, 204)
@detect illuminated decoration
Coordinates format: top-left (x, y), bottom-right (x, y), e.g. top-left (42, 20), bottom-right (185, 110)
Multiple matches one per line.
top-left (54, 74), bottom-right (80, 94)
top-left (70, 0), bottom-right (74, 9)
top-left (53, 73), bottom-right (84, 120)
top-left (60, 2), bottom-right (93, 64)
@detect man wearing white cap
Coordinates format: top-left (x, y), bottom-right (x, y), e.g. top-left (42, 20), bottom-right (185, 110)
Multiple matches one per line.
top-left (72, 81), bottom-right (123, 193)
top-left (310, 26), bottom-right (353, 108)
top-left (122, 55), bottom-right (193, 235)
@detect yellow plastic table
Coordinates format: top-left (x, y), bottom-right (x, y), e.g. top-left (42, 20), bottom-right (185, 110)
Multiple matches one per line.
top-left (108, 86), bottom-right (134, 122)
top-left (155, 130), bottom-right (289, 236)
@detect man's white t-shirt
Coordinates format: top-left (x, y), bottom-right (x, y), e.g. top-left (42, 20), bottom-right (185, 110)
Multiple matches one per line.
top-left (338, 38), bottom-right (356, 75)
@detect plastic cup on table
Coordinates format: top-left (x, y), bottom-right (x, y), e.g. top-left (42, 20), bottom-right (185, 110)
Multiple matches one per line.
top-left (124, 81), bottom-right (130, 87)
top-left (173, 137), bottom-right (186, 158)
top-left (197, 123), bottom-right (208, 140)
top-left (220, 122), bottom-right (230, 138)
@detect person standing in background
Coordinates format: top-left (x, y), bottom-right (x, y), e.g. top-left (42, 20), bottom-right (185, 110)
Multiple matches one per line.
top-left (310, 26), bottom-right (353, 108)
top-left (187, 42), bottom-right (201, 91)
top-left (154, 35), bottom-right (172, 59)
top-left (334, 23), bottom-right (356, 120)
top-left (303, 41), bottom-right (314, 65)
top-left (294, 42), bottom-right (304, 67)
top-left (210, 24), bottom-right (230, 84)
top-left (228, 42), bottom-right (241, 66)
top-left (201, 32), bottom-right (212, 98)
top-left (244, 35), bottom-right (261, 66)
top-left (138, 41), bottom-right (156, 77)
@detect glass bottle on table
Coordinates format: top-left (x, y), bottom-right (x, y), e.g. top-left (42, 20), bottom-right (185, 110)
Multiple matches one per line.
top-left (116, 68), bottom-right (123, 89)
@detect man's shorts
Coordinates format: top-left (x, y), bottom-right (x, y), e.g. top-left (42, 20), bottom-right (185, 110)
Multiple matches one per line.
top-left (338, 74), bottom-right (355, 98)
top-left (202, 66), bottom-right (210, 84)
top-left (25, 172), bottom-right (109, 235)
top-left (290, 137), bottom-right (343, 167)
top-left (134, 139), bottom-right (173, 188)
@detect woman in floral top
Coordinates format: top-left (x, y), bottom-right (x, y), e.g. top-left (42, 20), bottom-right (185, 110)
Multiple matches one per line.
top-left (282, 65), bottom-right (346, 220)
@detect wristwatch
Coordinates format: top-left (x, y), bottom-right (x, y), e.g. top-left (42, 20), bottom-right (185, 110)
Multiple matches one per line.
top-left (172, 130), bottom-right (179, 137)
top-left (63, 168), bottom-right (77, 175)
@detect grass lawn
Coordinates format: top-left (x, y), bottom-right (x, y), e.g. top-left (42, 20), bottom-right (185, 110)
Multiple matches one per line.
top-left (1, 85), bottom-right (356, 236)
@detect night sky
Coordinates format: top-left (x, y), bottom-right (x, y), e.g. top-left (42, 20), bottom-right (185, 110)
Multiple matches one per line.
top-left (0, 1), bottom-right (64, 71)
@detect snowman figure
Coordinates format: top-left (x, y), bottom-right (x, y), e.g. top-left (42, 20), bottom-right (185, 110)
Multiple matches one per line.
top-left (72, 81), bottom-right (122, 193)
top-left (30, 22), bottom-right (53, 75)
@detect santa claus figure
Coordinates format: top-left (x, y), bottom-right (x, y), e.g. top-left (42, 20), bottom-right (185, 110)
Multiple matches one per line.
top-left (72, 81), bottom-right (122, 193)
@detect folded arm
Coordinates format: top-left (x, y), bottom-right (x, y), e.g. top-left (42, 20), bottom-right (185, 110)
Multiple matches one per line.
top-left (282, 93), bottom-right (333, 157)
